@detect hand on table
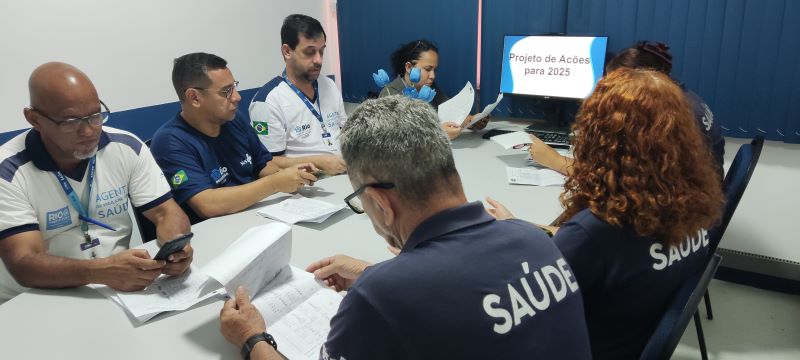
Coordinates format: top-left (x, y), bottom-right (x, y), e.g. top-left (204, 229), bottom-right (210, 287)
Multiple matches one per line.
top-left (273, 165), bottom-right (318, 192)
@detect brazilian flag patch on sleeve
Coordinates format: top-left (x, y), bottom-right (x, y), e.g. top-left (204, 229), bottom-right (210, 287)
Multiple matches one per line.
top-left (253, 121), bottom-right (269, 135)
top-left (171, 170), bottom-right (188, 187)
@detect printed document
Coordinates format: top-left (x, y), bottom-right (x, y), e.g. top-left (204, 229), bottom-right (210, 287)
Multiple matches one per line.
top-left (506, 166), bottom-right (566, 186)
top-left (467, 92), bottom-right (503, 127)
top-left (257, 195), bottom-right (345, 224)
top-left (437, 82), bottom-right (503, 127)
top-left (438, 82), bottom-right (474, 125)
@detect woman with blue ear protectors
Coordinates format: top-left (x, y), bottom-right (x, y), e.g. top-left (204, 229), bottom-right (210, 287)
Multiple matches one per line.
top-left (378, 39), bottom-right (488, 140)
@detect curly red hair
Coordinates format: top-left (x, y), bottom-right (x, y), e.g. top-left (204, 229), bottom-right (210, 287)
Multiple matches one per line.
top-left (557, 68), bottom-right (724, 246)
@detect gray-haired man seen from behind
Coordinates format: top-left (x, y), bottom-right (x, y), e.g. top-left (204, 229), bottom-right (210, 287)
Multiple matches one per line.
top-left (219, 96), bottom-right (592, 360)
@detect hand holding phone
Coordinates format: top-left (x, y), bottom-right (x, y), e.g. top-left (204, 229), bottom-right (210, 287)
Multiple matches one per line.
top-left (154, 232), bottom-right (193, 261)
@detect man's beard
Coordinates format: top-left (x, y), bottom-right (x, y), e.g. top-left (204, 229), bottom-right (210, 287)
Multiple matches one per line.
top-left (74, 147), bottom-right (98, 160)
top-left (300, 66), bottom-right (322, 82)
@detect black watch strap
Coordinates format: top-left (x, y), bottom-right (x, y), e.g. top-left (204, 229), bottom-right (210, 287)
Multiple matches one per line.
top-left (241, 332), bottom-right (277, 360)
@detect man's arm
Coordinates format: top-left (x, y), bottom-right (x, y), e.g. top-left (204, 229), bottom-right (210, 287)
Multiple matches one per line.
top-left (143, 198), bottom-right (193, 276)
top-left (186, 167), bottom-right (317, 219)
top-left (0, 231), bottom-right (164, 291)
top-left (269, 154), bottom-right (346, 175)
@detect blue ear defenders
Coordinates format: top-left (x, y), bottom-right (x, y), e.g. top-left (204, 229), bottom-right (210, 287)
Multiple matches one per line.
top-left (409, 67), bottom-right (421, 83)
top-left (372, 69), bottom-right (390, 88)
top-left (405, 67), bottom-right (437, 103)
top-left (371, 67), bottom-right (436, 103)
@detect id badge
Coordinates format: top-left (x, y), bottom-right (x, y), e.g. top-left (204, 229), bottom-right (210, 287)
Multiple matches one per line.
top-left (80, 238), bottom-right (101, 251)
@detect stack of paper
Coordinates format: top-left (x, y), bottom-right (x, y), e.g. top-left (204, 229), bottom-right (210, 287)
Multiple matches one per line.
top-left (89, 240), bottom-right (224, 323)
top-left (257, 195), bottom-right (345, 224)
top-left (506, 166), bottom-right (566, 186)
top-left (91, 223), bottom-right (295, 323)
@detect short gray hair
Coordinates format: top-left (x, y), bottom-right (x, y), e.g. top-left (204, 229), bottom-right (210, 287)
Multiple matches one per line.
top-left (340, 96), bottom-right (459, 206)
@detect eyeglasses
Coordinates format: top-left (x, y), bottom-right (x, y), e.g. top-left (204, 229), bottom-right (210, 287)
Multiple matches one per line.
top-left (193, 80), bottom-right (239, 99)
top-left (344, 182), bottom-right (395, 214)
top-left (31, 101), bottom-right (110, 132)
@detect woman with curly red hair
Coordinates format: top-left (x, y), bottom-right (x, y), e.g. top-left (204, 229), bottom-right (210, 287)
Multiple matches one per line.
top-left (488, 67), bottom-right (724, 359)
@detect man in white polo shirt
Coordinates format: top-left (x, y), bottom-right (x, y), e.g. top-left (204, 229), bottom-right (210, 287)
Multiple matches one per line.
top-left (249, 14), bottom-right (347, 175)
top-left (0, 62), bottom-right (193, 304)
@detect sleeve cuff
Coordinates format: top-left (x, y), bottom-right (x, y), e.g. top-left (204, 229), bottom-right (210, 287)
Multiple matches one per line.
top-left (136, 192), bottom-right (173, 212)
top-left (270, 150), bottom-right (286, 157)
top-left (0, 223), bottom-right (39, 241)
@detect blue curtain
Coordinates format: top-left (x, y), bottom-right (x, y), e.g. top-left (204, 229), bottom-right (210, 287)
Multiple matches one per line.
top-left (567, 0), bottom-right (800, 143)
top-left (337, 0), bottom-right (478, 103)
top-left (338, 0), bottom-right (800, 142)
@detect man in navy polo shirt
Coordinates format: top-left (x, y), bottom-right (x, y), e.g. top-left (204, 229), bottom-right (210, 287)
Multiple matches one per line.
top-left (150, 53), bottom-right (317, 224)
top-left (219, 96), bottom-right (592, 360)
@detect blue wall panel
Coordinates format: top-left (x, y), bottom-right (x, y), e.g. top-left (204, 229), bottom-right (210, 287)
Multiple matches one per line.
top-left (337, 0), bottom-right (478, 103)
top-left (0, 88), bottom-right (259, 145)
top-left (566, 0), bottom-right (800, 143)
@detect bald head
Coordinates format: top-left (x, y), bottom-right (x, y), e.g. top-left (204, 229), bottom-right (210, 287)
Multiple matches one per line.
top-left (28, 62), bottom-right (98, 115)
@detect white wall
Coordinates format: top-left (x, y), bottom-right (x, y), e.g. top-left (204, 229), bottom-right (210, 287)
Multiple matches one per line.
top-left (0, 0), bottom-right (340, 133)
top-left (720, 139), bottom-right (800, 264)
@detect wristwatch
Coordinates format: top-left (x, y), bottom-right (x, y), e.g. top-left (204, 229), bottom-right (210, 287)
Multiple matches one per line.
top-left (241, 332), bottom-right (277, 360)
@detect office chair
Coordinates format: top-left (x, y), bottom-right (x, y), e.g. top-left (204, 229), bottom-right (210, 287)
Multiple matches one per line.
top-left (639, 254), bottom-right (723, 360)
top-left (131, 138), bottom-right (159, 243)
top-left (703, 135), bottom-right (764, 319)
top-left (132, 203), bottom-right (158, 243)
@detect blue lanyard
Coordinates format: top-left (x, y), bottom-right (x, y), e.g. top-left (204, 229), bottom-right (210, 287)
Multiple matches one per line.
top-left (53, 156), bottom-right (115, 235)
top-left (282, 71), bottom-right (332, 140)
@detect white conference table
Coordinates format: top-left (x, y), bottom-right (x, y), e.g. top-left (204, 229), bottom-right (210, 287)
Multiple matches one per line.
top-left (0, 119), bottom-right (565, 359)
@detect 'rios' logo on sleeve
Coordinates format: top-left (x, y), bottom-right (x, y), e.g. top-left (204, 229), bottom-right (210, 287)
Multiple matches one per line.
top-left (253, 121), bottom-right (269, 135)
top-left (171, 170), bottom-right (188, 187)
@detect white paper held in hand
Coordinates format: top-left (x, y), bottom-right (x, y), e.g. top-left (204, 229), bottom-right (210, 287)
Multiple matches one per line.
top-left (466, 92), bottom-right (503, 127)
top-left (437, 82), bottom-right (474, 125)
top-left (89, 238), bottom-right (223, 323)
top-left (203, 222), bottom-right (292, 296)
top-left (491, 131), bottom-right (533, 150)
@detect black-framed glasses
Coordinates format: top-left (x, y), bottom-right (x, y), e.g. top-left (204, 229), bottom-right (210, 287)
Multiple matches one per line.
top-left (344, 182), bottom-right (395, 214)
top-left (193, 80), bottom-right (239, 99)
top-left (31, 100), bottom-right (110, 132)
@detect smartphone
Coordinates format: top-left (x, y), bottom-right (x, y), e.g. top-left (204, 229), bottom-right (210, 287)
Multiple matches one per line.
top-left (153, 232), bottom-right (193, 261)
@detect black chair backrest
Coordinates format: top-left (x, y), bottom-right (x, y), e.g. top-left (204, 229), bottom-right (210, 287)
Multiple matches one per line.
top-left (132, 137), bottom-right (158, 242)
top-left (639, 254), bottom-right (723, 360)
top-left (708, 135), bottom-right (764, 254)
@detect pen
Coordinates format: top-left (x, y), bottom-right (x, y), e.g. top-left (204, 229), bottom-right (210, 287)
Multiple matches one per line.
top-left (79, 215), bottom-right (117, 231)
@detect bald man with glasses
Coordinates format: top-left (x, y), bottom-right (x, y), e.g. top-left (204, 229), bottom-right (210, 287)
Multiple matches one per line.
top-left (0, 62), bottom-right (193, 304)
top-left (150, 53), bottom-right (317, 224)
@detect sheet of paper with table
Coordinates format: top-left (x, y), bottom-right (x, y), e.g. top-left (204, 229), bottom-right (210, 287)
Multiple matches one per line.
top-left (91, 222), bottom-right (344, 356)
top-left (256, 194), bottom-right (345, 224)
top-left (506, 166), bottom-right (566, 186)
